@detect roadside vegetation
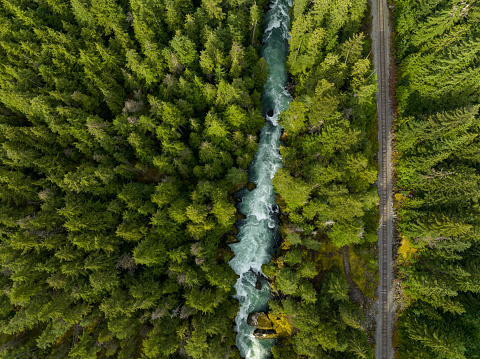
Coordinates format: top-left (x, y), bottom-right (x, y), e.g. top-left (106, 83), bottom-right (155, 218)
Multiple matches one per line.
top-left (263, 0), bottom-right (379, 357)
top-left (394, 0), bottom-right (480, 358)
top-left (0, 0), bottom-right (269, 358)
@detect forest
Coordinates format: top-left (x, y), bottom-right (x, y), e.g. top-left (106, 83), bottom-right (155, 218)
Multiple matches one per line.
top-left (394, 0), bottom-right (480, 358)
top-left (0, 0), bottom-right (271, 357)
top-left (2, 0), bottom-right (480, 358)
top-left (263, 0), bottom-right (378, 357)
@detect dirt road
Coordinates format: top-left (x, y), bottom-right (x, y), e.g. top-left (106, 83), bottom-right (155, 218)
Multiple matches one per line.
top-left (371, 0), bottom-right (394, 357)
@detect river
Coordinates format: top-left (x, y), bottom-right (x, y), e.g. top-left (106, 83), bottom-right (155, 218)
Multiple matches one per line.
top-left (228, 0), bottom-right (292, 358)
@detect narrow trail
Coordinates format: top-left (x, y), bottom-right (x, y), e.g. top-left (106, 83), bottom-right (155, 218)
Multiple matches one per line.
top-left (371, 0), bottom-right (395, 357)
top-left (341, 246), bottom-right (366, 307)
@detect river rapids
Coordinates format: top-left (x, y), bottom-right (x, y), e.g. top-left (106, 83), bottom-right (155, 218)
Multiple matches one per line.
top-left (228, 1), bottom-right (293, 358)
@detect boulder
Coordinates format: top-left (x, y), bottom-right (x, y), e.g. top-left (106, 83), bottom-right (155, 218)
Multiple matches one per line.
top-left (247, 312), bottom-right (296, 340)
top-left (235, 212), bottom-right (247, 220)
top-left (255, 276), bottom-right (262, 290)
top-left (247, 182), bottom-right (257, 191)
top-left (247, 312), bottom-right (273, 330)
top-left (253, 329), bottom-right (276, 340)
top-left (225, 234), bottom-right (239, 244)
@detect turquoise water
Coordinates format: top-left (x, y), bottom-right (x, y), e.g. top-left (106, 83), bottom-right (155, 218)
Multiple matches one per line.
top-left (228, 1), bottom-right (292, 358)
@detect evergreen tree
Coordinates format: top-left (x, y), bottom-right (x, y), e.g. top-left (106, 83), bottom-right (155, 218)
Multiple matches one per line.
top-left (0, 0), bottom-right (268, 357)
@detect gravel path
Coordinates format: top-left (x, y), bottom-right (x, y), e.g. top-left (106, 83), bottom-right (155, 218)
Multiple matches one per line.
top-left (371, 0), bottom-right (395, 357)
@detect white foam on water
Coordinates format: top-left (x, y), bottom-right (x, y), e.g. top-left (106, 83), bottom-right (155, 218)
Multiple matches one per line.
top-left (228, 0), bottom-right (293, 358)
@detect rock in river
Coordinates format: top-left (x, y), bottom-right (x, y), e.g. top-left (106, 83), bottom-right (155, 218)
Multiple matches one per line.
top-left (225, 234), bottom-right (239, 244)
top-left (253, 329), bottom-right (277, 340)
top-left (255, 276), bottom-right (262, 290)
top-left (235, 212), bottom-right (247, 220)
top-left (247, 312), bottom-right (273, 330)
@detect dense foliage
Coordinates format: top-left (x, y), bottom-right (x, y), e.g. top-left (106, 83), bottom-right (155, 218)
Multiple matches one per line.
top-left (395, 0), bottom-right (480, 358)
top-left (0, 0), bottom-right (270, 357)
top-left (263, 0), bottom-right (378, 357)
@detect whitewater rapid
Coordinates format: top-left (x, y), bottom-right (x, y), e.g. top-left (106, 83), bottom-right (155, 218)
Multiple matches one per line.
top-left (228, 1), bottom-right (292, 358)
